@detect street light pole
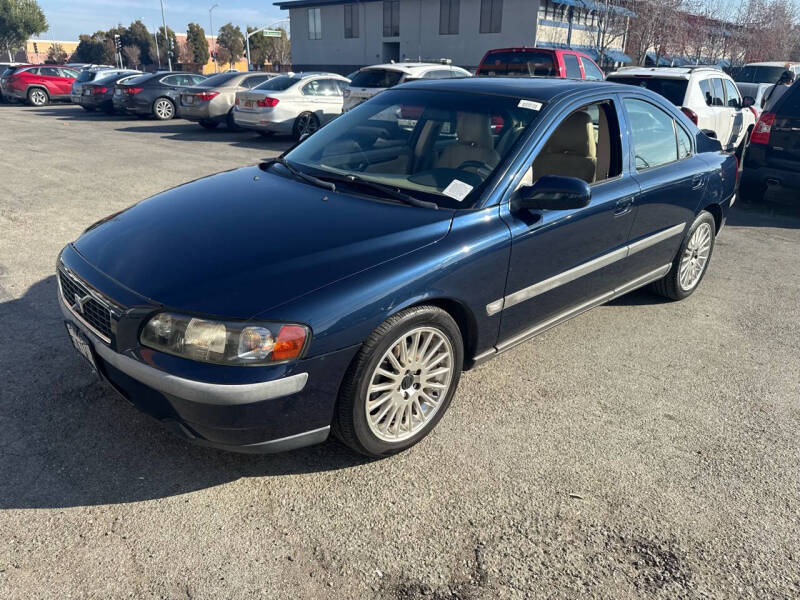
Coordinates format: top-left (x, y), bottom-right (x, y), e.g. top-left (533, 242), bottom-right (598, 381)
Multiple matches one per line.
top-left (154, 28), bottom-right (162, 70)
top-left (209, 4), bottom-right (219, 73)
top-left (159, 0), bottom-right (172, 71)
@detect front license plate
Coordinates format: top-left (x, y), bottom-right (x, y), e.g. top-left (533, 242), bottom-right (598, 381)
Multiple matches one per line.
top-left (65, 322), bottom-right (99, 375)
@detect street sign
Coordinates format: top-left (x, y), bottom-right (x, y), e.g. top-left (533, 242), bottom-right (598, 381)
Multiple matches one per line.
top-left (263, 30), bottom-right (282, 38)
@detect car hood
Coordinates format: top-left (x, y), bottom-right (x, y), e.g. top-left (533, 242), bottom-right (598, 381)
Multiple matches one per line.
top-left (72, 166), bottom-right (454, 318)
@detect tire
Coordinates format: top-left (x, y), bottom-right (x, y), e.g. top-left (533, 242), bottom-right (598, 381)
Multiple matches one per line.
top-left (650, 211), bottom-right (716, 301)
top-left (226, 109), bottom-right (240, 131)
top-left (333, 306), bottom-right (464, 457)
top-left (292, 112), bottom-right (319, 140)
top-left (152, 97), bottom-right (175, 120)
top-left (27, 87), bottom-right (49, 107)
top-left (199, 120), bottom-right (220, 130)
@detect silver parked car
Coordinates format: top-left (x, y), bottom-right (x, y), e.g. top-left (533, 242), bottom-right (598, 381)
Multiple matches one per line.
top-left (71, 67), bottom-right (133, 106)
top-left (178, 71), bottom-right (277, 130)
top-left (233, 72), bottom-right (350, 139)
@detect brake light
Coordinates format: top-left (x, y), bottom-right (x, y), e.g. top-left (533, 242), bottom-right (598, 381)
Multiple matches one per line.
top-left (127, 87), bottom-right (143, 95)
top-left (196, 91), bottom-right (219, 101)
top-left (257, 97), bottom-right (279, 107)
top-left (681, 107), bottom-right (699, 125)
top-left (93, 86), bottom-right (107, 94)
top-left (750, 112), bottom-right (775, 145)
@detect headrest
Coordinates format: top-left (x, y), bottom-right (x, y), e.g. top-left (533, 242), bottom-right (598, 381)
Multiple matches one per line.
top-left (456, 112), bottom-right (493, 148)
top-left (546, 111), bottom-right (596, 157)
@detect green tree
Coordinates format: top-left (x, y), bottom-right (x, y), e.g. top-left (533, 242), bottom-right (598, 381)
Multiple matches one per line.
top-left (153, 25), bottom-right (178, 66)
top-left (246, 26), bottom-right (290, 69)
top-left (73, 33), bottom-right (114, 64)
top-left (216, 22), bottom-right (244, 67)
top-left (0, 0), bottom-right (48, 61)
top-left (121, 20), bottom-right (155, 67)
top-left (45, 41), bottom-right (67, 63)
top-left (186, 22), bottom-right (209, 65)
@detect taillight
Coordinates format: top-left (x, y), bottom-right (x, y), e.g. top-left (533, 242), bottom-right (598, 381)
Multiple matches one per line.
top-left (127, 87), bottom-right (143, 95)
top-left (196, 91), bottom-right (219, 101)
top-left (681, 107), bottom-right (699, 125)
top-left (256, 97), bottom-right (279, 107)
top-left (93, 86), bottom-right (107, 94)
top-left (750, 112), bottom-right (775, 145)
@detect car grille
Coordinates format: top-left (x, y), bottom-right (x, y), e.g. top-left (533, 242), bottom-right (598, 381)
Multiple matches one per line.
top-left (59, 270), bottom-right (113, 340)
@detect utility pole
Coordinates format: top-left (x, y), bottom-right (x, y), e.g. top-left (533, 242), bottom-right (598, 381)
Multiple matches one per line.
top-left (159, 0), bottom-right (172, 71)
top-left (210, 4), bottom-right (219, 73)
top-left (154, 28), bottom-right (162, 70)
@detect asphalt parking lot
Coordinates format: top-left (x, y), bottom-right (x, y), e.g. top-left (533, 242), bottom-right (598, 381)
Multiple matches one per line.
top-left (1, 102), bottom-right (799, 599)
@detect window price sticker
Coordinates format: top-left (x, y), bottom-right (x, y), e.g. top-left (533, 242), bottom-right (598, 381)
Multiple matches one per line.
top-left (443, 179), bottom-right (474, 201)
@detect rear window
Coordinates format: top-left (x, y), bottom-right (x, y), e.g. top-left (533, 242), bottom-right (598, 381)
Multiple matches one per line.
top-left (195, 72), bottom-right (241, 87)
top-left (608, 77), bottom-right (688, 106)
top-left (735, 66), bottom-right (787, 84)
top-left (349, 69), bottom-right (404, 88)
top-left (477, 51), bottom-right (557, 77)
top-left (776, 83), bottom-right (800, 116)
top-left (76, 71), bottom-right (103, 83)
top-left (253, 75), bottom-right (299, 91)
top-left (123, 73), bottom-right (157, 86)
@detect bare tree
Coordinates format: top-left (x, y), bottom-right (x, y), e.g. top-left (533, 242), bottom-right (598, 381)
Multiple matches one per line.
top-left (122, 44), bottom-right (140, 69)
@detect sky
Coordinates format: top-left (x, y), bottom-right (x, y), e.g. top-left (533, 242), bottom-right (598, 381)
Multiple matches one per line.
top-left (34, 0), bottom-right (289, 41)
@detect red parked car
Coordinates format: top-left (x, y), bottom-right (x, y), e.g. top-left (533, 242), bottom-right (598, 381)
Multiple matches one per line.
top-left (1, 65), bottom-right (79, 106)
top-left (476, 47), bottom-right (605, 81)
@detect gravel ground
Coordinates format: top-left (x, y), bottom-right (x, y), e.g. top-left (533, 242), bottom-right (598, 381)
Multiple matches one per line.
top-left (1, 102), bottom-right (799, 599)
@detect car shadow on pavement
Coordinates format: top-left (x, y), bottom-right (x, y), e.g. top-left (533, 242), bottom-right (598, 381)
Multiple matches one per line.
top-left (0, 276), bottom-right (371, 510)
top-left (29, 106), bottom-right (139, 122)
top-left (727, 201), bottom-right (800, 229)
top-left (114, 123), bottom-right (294, 151)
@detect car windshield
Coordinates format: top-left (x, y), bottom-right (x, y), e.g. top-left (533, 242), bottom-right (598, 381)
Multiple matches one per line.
top-left (195, 72), bottom-right (241, 87)
top-left (735, 66), bottom-right (787, 83)
top-left (349, 69), bottom-right (404, 88)
top-left (609, 77), bottom-right (689, 106)
top-left (477, 51), bottom-right (557, 77)
top-left (253, 75), bottom-right (298, 91)
top-left (285, 89), bottom-right (542, 209)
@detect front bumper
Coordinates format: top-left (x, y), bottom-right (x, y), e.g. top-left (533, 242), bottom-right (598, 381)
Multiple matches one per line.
top-left (57, 261), bottom-right (358, 453)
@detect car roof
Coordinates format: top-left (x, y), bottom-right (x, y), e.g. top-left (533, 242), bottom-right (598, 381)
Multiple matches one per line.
top-left (744, 61), bottom-right (800, 67)
top-left (396, 76), bottom-right (627, 101)
top-left (608, 66), bottom-right (723, 80)
top-left (360, 63), bottom-right (460, 74)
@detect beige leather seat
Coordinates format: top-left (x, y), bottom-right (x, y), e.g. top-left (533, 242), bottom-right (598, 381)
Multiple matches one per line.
top-left (436, 113), bottom-right (500, 172)
top-left (530, 111), bottom-right (597, 184)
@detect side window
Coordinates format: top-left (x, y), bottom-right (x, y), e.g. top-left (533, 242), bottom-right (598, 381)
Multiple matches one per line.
top-left (317, 79), bottom-right (341, 96)
top-left (581, 58), bottom-right (604, 81)
top-left (698, 79), bottom-right (713, 106)
top-left (302, 80), bottom-right (321, 95)
top-left (192, 75), bottom-right (206, 85)
top-left (624, 98), bottom-right (680, 170)
top-left (563, 54), bottom-right (581, 79)
top-left (530, 100), bottom-right (622, 185)
top-left (723, 79), bottom-right (740, 108)
top-left (60, 68), bottom-right (78, 78)
top-left (40, 67), bottom-right (60, 77)
top-left (710, 78), bottom-right (725, 107)
top-left (677, 124), bottom-right (692, 159)
top-left (160, 75), bottom-right (178, 86)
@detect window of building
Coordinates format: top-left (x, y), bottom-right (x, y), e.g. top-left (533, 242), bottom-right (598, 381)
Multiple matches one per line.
top-left (383, 0), bottom-right (400, 37)
top-left (308, 7), bottom-right (322, 40)
top-left (440, 0), bottom-right (460, 35)
top-left (480, 0), bottom-right (503, 33)
top-left (344, 4), bottom-right (359, 39)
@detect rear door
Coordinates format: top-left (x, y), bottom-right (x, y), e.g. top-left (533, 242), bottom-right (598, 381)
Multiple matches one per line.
top-left (38, 66), bottom-right (62, 96)
top-left (311, 78), bottom-right (344, 121)
top-left (767, 83), bottom-right (800, 174)
top-left (710, 77), bottom-right (732, 148)
top-left (722, 78), bottom-right (745, 150)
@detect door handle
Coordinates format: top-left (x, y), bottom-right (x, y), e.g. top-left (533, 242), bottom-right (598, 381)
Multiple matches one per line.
top-left (614, 196), bottom-right (633, 216)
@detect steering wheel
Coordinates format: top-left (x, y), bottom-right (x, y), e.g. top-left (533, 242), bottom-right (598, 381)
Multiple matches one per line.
top-left (350, 147), bottom-right (370, 172)
top-left (456, 160), bottom-right (493, 178)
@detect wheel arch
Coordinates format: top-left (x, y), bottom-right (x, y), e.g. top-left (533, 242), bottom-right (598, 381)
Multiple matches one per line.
top-left (400, 297), bottom-right (479, 371)
top-left (702, 202), bottom-right (723, 233)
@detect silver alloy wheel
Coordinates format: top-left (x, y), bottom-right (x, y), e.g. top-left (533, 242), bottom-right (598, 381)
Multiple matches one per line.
top-left (29, 89), bottom-right (47, 106)
top-left (297, 113), bottom-right (318, 135)
top-left (365, 326), bottom-right (455, 443)
top-left (154, 99), bottom-right (174, 120)
top-left (679, 222), bottom-right (713, 291)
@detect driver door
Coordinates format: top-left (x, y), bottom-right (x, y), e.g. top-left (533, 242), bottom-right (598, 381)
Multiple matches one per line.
top-left (497, 98), bottom-right (640, 345)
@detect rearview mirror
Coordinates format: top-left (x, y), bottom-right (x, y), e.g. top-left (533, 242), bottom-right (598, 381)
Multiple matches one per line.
top-left (742, 95), bottom-right (756, 108)
top-left (517, 176), bottom-right (591, 211)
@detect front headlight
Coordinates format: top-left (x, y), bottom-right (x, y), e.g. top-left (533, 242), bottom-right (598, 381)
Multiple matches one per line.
top-left (140, 312), bottom-right (309, 366)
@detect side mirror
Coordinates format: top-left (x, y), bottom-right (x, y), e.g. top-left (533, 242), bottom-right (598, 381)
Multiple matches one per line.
top-left (517, 175), bottom-right (591, 211)
top-left (701, 129), bottom-right (717, 139)
top-left (742, 95), bottom-right (756, 108)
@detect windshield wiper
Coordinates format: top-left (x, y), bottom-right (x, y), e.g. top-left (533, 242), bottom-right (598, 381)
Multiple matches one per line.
top-left (259, 157), bottom-right (336, 192)
top-left (314, 173), bottom-right (438, 210)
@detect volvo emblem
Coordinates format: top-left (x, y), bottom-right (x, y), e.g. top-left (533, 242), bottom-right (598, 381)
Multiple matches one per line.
top-left (73, 293), bottom-right (92, 315)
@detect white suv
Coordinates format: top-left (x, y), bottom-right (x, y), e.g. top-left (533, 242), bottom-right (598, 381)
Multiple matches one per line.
top-left (343, 62), bottom-right (472, 112)
top-left (607, 67), bottom-right (756, 153)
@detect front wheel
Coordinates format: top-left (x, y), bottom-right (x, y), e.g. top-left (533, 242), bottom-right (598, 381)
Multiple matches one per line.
top-left (651, 211), bottom-right (716, 301)
top-left (333, 306), bottom-right (464, 457)
top-left (152, 97), bottom-right (175, 120)
top-left (27, 88), bottom-right (49, 107)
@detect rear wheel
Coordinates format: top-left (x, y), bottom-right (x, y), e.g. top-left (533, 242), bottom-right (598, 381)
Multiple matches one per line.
top-left (651, 211), bottom-right (716, 301)
top-left (292, 112), bottom-right (319, 140)
top-left (199, 120), bottom-right (220, 129)
top-left (333, 306), bottom-right (463, 457)
top-left (152, 97), bottom-right (175, 120)
top-left (27, 88), bottom-right (49, 107)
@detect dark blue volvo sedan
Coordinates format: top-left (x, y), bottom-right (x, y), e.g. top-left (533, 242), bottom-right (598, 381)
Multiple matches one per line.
top-left (58, 78), bottom-right (737, 457)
